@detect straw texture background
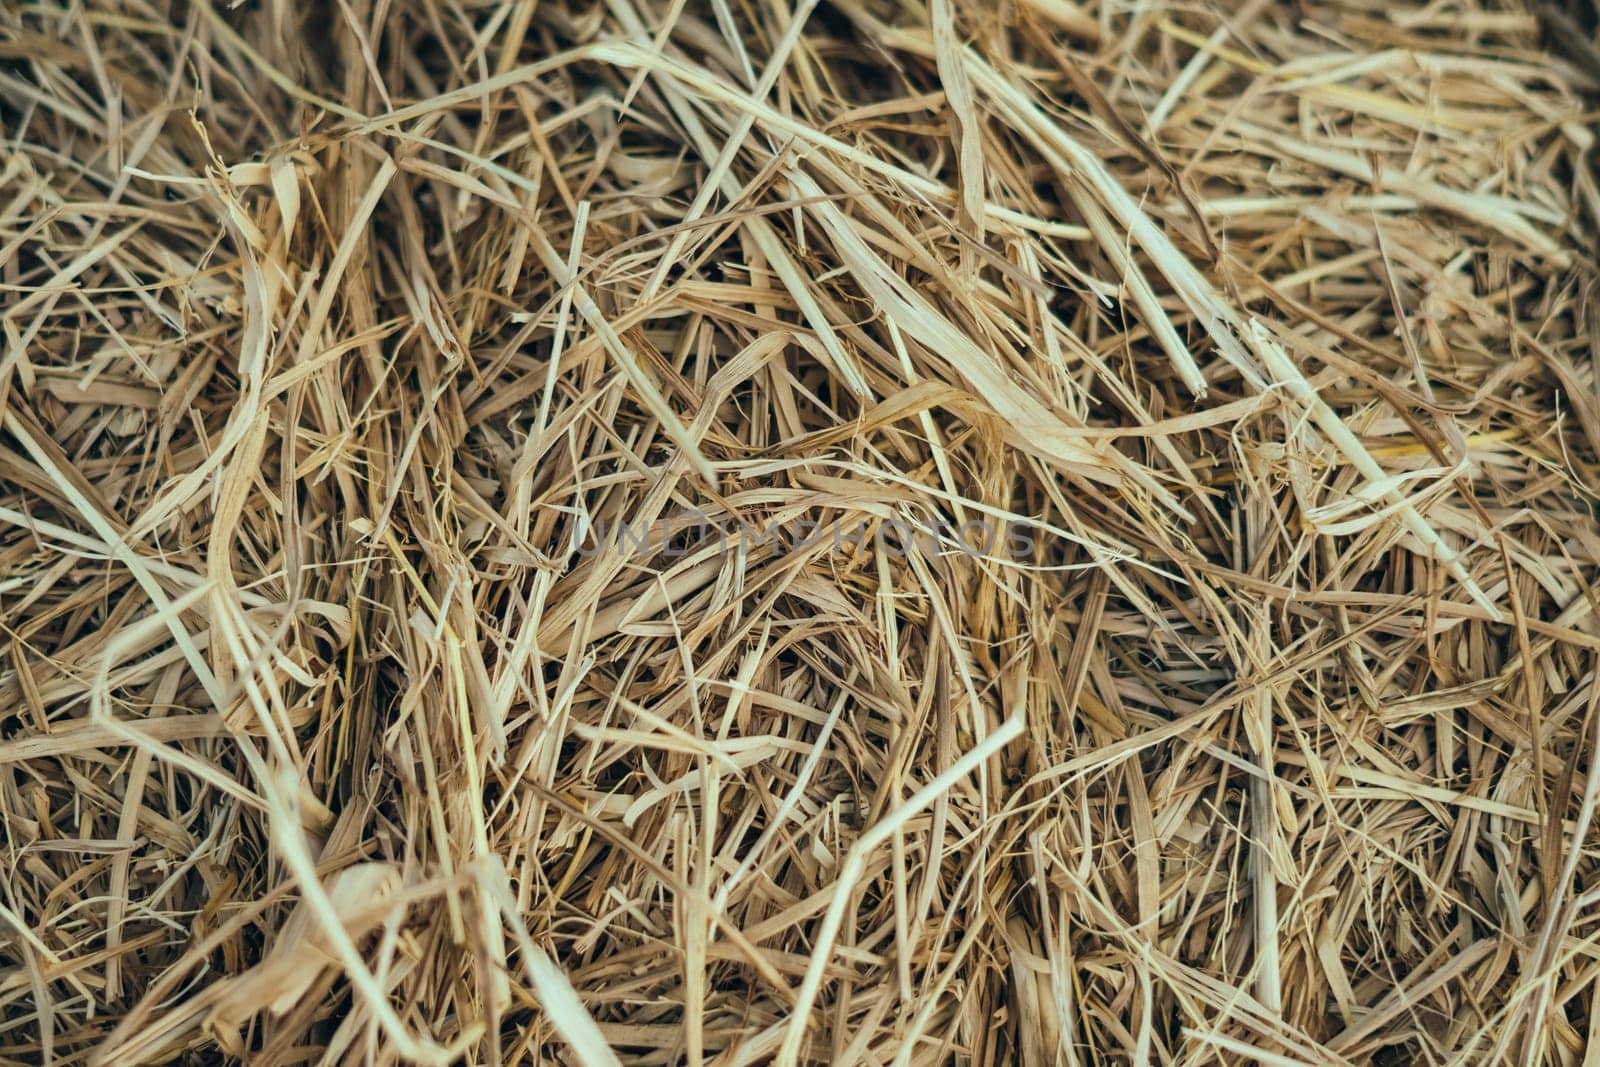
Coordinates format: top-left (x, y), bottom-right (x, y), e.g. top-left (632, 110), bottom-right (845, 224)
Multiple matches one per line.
top-left (2, 0), bottom-right (1599, 1063)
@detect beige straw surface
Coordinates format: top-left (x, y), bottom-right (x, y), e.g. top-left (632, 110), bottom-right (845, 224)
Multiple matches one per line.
top-left (1, 0), bottom-right (1598, 1062)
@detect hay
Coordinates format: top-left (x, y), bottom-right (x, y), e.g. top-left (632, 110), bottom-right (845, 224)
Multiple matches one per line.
top-left (1, 0), bottom-right (1597, 1062)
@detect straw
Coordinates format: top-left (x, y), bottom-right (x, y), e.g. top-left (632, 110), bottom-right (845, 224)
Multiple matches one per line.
top-left (1, 0), bottom-right (1596, 1063)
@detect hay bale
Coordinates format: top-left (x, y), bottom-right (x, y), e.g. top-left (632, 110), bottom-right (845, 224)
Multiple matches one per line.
top-left (0, 0), bottom-right (1596, 1062)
